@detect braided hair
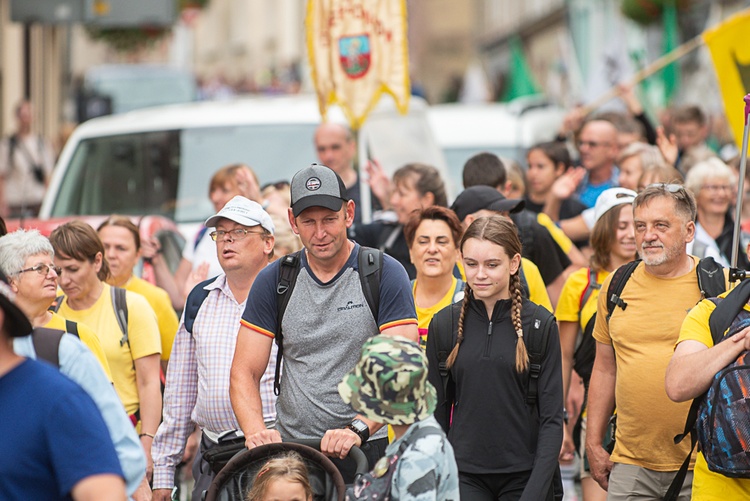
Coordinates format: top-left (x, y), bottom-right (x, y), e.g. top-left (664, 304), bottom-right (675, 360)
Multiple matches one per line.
top-left (448, 216), bottom-right (527, 372)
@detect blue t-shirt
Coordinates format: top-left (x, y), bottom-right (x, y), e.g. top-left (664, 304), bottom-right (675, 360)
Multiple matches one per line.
top-left (577, 167), bottom-right (620, 208)
top-left (0, 359), bottom-right (123, 500)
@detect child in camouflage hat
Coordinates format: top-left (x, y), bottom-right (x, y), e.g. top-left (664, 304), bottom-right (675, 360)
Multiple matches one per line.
top-left (339, 334), bottom-right (459, 500)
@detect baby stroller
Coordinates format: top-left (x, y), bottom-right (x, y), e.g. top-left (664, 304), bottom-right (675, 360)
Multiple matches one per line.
top-left (203, 439), bottom-right (368, 501)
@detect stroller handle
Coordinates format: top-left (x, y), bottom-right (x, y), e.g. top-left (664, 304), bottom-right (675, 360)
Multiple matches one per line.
top-left (284, 438), bottom-right (369, 475)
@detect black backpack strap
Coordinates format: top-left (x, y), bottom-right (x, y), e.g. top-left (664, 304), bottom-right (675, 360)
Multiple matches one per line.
top-left (358, 247), bottom-right (383, 322)
top-left (184, 278), bottom-right (216, 334)
top-left (606, 260), bottom-right (641, 321)
top-left (48, 294), bottom-right (64, 313)
top-left (709, 278), bottom-right (750, 349)
top-left (65, 319), bottom-right (79, 338)
top-left (526, 303), bottom-right (554, 407)
top-left (666, 394), bottom-right (703, 501)
top-left (435, 303), bottom-right (460, 422)
top-left (111, 286), bottom-right (129, 347)
top-left (31, 327), bottom-right (66, 368)
top-left (274, 251), bottom-right (303, 396)
top-left (696, 256), bottom-right (726, 301)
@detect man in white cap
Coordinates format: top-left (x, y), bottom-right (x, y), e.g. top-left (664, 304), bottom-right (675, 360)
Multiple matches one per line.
top-left (230, 164), bottom-right (418, 482)
top-left (0, 270), bottom-right (127, 500)
top-left (152, 196), bottom-right (278, 501)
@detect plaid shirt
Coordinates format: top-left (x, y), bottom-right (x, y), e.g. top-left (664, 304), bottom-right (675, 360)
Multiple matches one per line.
top-left (152, 274), bottom-right (277, 489)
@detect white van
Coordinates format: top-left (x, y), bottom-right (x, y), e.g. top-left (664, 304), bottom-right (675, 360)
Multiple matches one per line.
top-left (427, 99), bottom-right (565, 190)
top-left (41, 94), bottom-right (447, 237)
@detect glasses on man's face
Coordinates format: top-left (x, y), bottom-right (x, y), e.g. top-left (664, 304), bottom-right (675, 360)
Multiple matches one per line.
top-left (701, 184), bottom-right (732, 193)
top-left (17, 263), bottom-right (61, 277)
top-left (577, 139), bottom-right (610, 149)
top-left (209, 228), bottom-right (264, 242)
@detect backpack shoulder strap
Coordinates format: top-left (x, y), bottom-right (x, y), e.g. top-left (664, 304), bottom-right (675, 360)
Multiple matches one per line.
top-left (526, 303), bottom-right (554, 407)
top-left (696, 256), bottom-right (726, 301)
top-left (274, 250), bottom-right (303, 396)
top-left (358, 246), bottom-right (383, 322)
top-left (110, 286), bottom-right (129, 346)
top-left (518, 264), bottom-right (530, 299)
top-left (606, 260), bottom-right (641, 321)
top-left (48, 294), bottom-right (64, 313)
top-left (31, 327), bottom-right (66, 368)
top-left (194, 226), bottom-right (209, 252)
top-left (435, 302), bottom-right (461, 412)
top-left (65, 319), bottom-right (79, 338)
top-left (579, 268), bottom-right (601, 311)
top-left (709, 278), bottom-right (750, 346)
top-left (184, 278), bottom-right (215, 334)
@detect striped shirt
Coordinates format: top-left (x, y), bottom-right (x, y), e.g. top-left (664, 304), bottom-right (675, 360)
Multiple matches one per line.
top-left (152, 274), bottom-right (277, 489)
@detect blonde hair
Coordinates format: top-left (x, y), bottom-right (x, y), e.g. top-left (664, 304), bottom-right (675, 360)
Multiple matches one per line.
top-left (245, 452), bottom-right (312, 501)
top-left (449, 216), bottom-right (527, 372)
top-left (269, 214), bottom-right (302, 259)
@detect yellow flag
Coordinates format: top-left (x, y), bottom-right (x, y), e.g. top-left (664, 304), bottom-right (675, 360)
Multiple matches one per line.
top-left (703, 9), bottom-right (750, 148)
top-left (306, 0), bottom-right (410, 130)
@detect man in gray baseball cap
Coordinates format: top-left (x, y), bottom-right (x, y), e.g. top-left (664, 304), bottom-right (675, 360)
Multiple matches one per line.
top-left (289, 163), bottom-right (349, 217)
top-left (231, 163), bottom-right (419, 483)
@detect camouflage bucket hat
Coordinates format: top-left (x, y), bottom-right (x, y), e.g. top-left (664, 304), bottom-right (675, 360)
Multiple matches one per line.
top-left (338, 335), bottom-right (437, 426)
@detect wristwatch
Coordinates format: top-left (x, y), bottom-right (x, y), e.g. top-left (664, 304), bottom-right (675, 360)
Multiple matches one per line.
top-left (345, 418), bottom-right (370, 443)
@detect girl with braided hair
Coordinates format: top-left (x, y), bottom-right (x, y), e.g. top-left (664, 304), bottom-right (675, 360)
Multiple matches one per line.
top-left (426, 215), bottom-right (564, 501)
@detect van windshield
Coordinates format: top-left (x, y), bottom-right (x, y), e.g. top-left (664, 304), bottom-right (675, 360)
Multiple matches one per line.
top-left (51, 124), bottom-right (318, 224)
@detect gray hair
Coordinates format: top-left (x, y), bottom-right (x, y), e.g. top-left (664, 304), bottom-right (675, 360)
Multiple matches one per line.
top-left (618, 142), bottom-right (663, 169)
top-left (684, 157), bottom-right (735, 195)
top-left (0, 229), bottom-right (55, 278)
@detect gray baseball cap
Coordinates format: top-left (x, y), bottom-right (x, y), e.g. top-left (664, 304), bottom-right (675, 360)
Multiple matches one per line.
top-left (290, 164), bottom-right (348, 217)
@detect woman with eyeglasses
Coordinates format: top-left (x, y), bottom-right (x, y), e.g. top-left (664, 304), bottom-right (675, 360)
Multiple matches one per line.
top-left (98, 216), bottom-right (179, 373)
top-left (685, 158), bottom-right (748, 269)
top-left (50, 220), bottom-right (162, 484)
top-left (0, 228), bottom-right (111, 377)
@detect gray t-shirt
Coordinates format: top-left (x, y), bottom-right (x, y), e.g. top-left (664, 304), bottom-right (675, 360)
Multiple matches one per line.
top-left (242, 243), bottom-right (417, 439)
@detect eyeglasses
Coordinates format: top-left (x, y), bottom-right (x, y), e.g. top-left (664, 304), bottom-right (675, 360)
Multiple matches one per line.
top-left (261, 180), bottom-right (290, 192)
top-left (17, 263), bottom-right (61, 276)
top-left (701, 184), bottom-right (732, 192)
top-left (577, 140), bottom-right (611, 149)
top-left (209, 229), bottom-right (265, 241)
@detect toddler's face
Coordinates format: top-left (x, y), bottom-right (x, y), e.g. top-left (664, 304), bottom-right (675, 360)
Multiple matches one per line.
top-left (262, 478), bottom-right (310, 501)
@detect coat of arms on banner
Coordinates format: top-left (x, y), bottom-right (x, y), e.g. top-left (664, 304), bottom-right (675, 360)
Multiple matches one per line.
top-left (339, 35), bottom-right (371, 79)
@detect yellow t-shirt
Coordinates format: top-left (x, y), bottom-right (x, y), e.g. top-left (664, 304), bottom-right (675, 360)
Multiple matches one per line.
top-left (125, 276), bottom-right (178, 362)
top-left (677, 295), bottom-right (750, 500)
top-left (45, 312), bottom-right (113, 382)
top-left (413, 276), bottom-right (461, 349)
top-left (456, 258), bottom-right (552, 313)
top-left (555, 267), bottom-right (609, 331)
top-left (537, 212), bottom-right (573, 254)
top-left (593, 257), bottom-right (716, 471)
top-left (58, 284), bottom-right (161, 415)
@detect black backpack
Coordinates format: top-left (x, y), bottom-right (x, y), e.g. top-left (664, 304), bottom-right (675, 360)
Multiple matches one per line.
top-left (273, 247), bottom-right (382, 395)
top-left (666, 277), bottom-right (750, 500)
top-left (571, 268), bottom-right (601, 384)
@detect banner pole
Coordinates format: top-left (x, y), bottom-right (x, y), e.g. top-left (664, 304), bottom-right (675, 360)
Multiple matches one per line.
top-left (730, 95), bottom-right (750, 275)
top-left (582, 35), bottom-right (705, 114)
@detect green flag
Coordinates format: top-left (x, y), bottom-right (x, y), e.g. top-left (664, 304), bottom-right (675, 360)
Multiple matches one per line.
top-left (661, 0), bottom-right (680, 103)
top-left (501, 37), bottom-right (541, 102)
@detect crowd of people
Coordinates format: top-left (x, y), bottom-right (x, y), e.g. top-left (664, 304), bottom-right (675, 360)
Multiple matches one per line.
top-left (2, 95), bottom-right (750, 501)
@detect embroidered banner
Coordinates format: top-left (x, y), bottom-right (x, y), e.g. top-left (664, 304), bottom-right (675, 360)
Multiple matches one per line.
top-left (306, 0), bottom-right (410, 129)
